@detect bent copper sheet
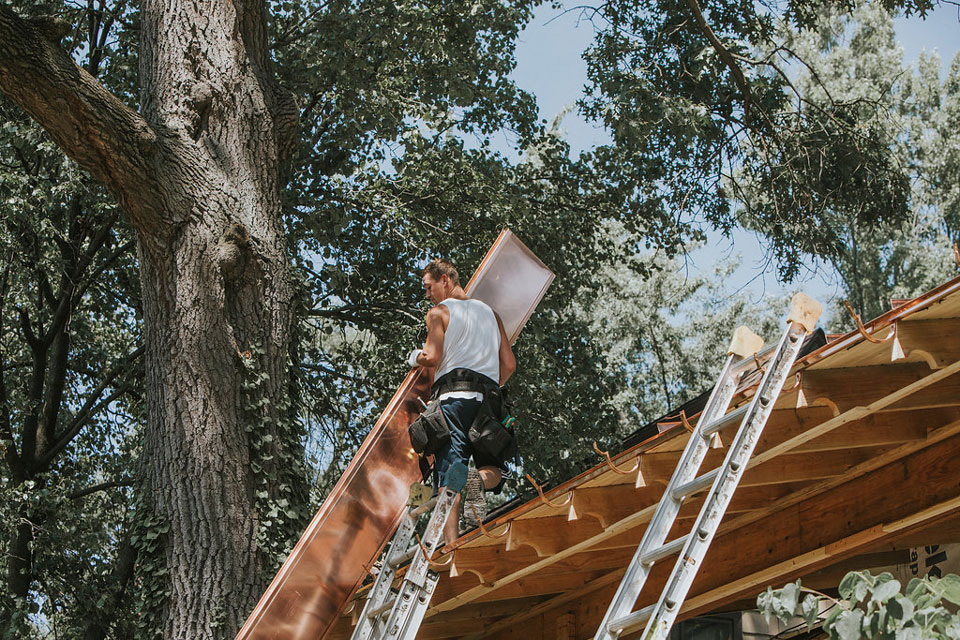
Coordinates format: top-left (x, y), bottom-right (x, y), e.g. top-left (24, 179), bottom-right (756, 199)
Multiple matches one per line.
top-left (236, 230), bottom-right (554, 640)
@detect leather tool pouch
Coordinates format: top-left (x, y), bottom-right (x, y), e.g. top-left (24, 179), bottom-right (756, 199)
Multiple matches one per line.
top-left (468, 385), bottom-right (517, 463)
top-left (408, 400), bottom-right (451, 456)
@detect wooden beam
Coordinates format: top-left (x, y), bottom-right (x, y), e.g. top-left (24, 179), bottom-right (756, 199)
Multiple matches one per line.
top-left (449, 546), bottom-right (539, 584)
top-left (799, 550), bottom-right (910, 591)
top-left (460, 571), bottom-right (626, 640)
top-left (664, 429), bottom-right (960, 622)
top-left (567, 484), bottom-right (664, 528)
top-left (416, 598), bottom-right (547, 639)
top-left (681, 494), bottom-right (960, 621)
top-left (744, 360), bottom-right (960, 477)
top-left (893, 318), bottom-right (960, 369)
top-left (795, 363), bottom-right (960, 414)
top-left (505, 516), bottom-right (604, 557)
top-left (556, 611), bottom-right (577, 640)
top-left (770, 409), bottom-right (940, 453)
top-left (678, 483), bottom-right (813, 518)
top-left (639, 447), bottom-right (880, 488)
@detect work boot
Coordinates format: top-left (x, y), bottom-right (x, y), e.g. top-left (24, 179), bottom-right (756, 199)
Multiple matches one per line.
top-left (461, 467), bottom-right (487, 531)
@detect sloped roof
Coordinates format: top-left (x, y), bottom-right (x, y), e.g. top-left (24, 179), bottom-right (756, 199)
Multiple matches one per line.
top-left (334, 275), bottom-right (960, 640)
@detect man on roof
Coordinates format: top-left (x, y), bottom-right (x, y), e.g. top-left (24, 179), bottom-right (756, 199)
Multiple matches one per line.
top-left (409, 258), bottom-right (517, 544)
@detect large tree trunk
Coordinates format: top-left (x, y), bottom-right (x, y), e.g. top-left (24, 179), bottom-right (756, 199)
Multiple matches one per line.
top-left (137, 2), bottom-right (298, 635)
top-left (0, 1), bottom-right (301, 637)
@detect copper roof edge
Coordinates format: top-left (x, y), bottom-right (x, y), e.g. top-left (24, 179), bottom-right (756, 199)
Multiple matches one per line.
top-left (798, 273), bottom-right (960, 368)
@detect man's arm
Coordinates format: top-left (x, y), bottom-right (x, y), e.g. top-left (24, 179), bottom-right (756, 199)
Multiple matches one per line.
top-left (416, 306), bottom-right (448, 368)
top-left (496, 314), bottom-right (516, 385)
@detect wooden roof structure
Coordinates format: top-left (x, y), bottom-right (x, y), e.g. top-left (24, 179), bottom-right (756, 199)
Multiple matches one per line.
top-left (333, 274), bottom-right (960, 640)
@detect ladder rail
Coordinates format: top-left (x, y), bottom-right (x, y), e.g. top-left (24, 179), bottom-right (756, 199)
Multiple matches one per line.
top-left (353, 463), bottom-right (467, 640)
top-left (382, 485), bottom-right (458, 640)
top-left (634, 320), bottom-right (808, 640)
top-left (594, 292), bottom-right (820, 640)
top-left (594, 352), bottom-right (745, 640)
top-left (351, 506), bottom-right (419, 640)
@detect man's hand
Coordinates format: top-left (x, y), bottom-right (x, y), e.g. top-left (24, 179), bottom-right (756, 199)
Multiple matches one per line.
top-left (407, 348), bottom-right (422, 368)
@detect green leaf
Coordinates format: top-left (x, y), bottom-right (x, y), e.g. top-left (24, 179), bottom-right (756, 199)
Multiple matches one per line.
top-left (824, 606), bottom-right (843, 630)
top-left (840, 572), bottom-right (864, 602)
top-left (781, 582), bottom-right (801, 615)
top-left (873, 579), bottom-right (902, 604)
top-left (801, 593), bottom-right (820, 629)
top-left (893, 596), bottom-right (914, 625)
top-left (834, 610), bottom-right (864, 640)
top-left (905, 578), bottom-right (926, 600)
top-left (758, 587), bottom-right (775, 622)
top-left (938, 574), bottom-right (960, 605)
top-left (896, 626), bottom-right (923, 640)
top-left (945, 620), bottom-right (960, 640)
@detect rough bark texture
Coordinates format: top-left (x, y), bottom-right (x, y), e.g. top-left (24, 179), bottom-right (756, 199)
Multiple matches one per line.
top-left (0, 2), bottom-right (300, 637)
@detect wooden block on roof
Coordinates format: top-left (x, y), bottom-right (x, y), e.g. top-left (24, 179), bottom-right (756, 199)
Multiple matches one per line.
top-left (788, 292), bottom-right (823, 333)
top-left (728, 326), bottom-right (764, 357)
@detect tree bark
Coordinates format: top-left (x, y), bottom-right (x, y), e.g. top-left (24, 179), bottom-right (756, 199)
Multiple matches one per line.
top-left (0, 1), bottom-right (301, 637)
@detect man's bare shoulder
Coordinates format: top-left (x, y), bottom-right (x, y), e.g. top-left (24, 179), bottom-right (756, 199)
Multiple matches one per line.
top-left (426, 305), bottom-right (450, 324)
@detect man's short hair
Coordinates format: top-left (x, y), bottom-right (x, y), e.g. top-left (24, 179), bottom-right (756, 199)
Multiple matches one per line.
top-left (423, 259), bottom-right (460, 287)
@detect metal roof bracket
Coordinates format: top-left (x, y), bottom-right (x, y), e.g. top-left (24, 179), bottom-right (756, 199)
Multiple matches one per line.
top-left (526, 474), bottom-right (574, 508)
top-left (592, 441), bottom-right (641, 475)
top-left (415, 534), bottom-right (455, 569)
top-left (844, 300), bottom-right (899, 345)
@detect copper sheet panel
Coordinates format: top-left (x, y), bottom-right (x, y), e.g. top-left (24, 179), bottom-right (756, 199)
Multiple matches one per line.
top-left (236, 230), bottom-right (553, 640)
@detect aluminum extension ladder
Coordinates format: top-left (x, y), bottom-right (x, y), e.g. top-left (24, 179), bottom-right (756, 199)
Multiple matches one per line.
top-left (594, 293), bottom-right (821, 640)
top-left (351, 461), bottom-right (468, 640)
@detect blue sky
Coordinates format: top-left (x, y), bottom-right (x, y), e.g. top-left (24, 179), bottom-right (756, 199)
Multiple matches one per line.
top-left (508, 2), bottom-right (960, 320)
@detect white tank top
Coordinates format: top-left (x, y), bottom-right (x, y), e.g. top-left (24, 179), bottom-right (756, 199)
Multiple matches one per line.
top-left (436, 298), bottom-right (500, 398)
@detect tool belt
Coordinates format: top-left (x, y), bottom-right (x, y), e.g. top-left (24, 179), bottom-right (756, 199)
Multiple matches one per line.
top-left (430, 368), bottom-right (498, 399)
top-left (410, 368), bottom-right (518, 465)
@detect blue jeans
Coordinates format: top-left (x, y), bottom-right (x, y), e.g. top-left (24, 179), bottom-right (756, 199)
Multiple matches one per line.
top-left (432, 397), bottom-right (507, 493)
top-left (432, 397), bottom-right (481, 490)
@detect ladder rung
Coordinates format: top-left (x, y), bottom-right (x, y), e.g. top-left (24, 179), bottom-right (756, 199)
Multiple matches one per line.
top-left (701, 404), bottom-right (748, 437)
top-left (388, 546), bottom-right (418, 569)
top-left (366, 595), bottom-right (396, 619)
top-left (608, 603), bottom-right (655, 635)
top-left (641, 533), bottom-right (689, 566)
top-left (672, 468), bottom-right (719, 500)
top-left (409, 496), bottom-right (438, 518)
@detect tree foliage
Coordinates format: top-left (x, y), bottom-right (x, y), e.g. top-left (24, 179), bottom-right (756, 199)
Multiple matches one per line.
top-left (574, 0), bottom-right (954, 289)
top-left (759, 571), bottom-right (960, 640)
top-left (736, 2), bottom-right (960, 322)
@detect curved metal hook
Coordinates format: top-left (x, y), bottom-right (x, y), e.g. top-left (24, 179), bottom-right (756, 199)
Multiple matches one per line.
top-left (415, 534), bottom-right (454, 569)
top-left (592, 441), bottom-right (640, 475)
top-left (843, 300), bottom-right (898, 344)
top-left (780, 371), bottom-right (803, 394)
top-left (752, 352), bottom-right (767, 374)
top-left (471, 505), bottom-right (511, 539)
top-left (343, 599), bottom-right (357, 615)
top-left (657, 409), bottom-right (695, 433)
top-left (525, 474), bottom-right (573, 508)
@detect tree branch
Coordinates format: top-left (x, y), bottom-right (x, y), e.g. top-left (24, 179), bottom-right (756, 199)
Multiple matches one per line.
top-left (67, 479), bottom-right (132, 500)
top-left (684, 0), bottom-right (753, 119)
top-left (38, 345), bottom-right (142, 469)
top-left (0, 3), bottom-right (164, 233)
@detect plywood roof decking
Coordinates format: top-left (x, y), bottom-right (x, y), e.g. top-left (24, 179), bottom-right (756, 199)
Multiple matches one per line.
top-left (331, 274), bottom-right (960, 640)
